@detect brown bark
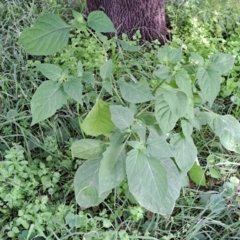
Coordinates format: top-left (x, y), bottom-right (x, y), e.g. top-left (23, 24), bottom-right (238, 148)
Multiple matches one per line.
top-left (86, 0), bottom-right (167, 43)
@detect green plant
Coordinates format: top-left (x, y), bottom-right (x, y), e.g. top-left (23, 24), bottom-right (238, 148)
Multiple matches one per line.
top-left (167, 0), bottom-right (240, 113)
top-left (18, 10), bottom-right (239, 218)
top-left (0, 144), bottom-right (64, 238)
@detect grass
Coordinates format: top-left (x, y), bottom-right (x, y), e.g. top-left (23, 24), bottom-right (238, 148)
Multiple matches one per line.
top-left (1, 0), bottom-right (240, 239)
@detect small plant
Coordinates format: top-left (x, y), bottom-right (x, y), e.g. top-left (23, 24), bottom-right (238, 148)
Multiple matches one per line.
top-left (18, 10), bottom-right (239, 218)
top-left (0, 144), bottom-right (63, 238)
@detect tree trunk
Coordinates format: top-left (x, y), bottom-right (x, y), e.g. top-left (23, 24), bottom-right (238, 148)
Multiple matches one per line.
top-left (86, 0), bottom-right (167, 43)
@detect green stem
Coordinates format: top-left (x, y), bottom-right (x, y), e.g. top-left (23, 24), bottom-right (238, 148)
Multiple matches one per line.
top-left (112, 86), bottom-right (125, 106)
top-left (152, 79), bottom-right (165, 95)
top-left (137, 79), bottom-right (165, 112)
top-left (135, 102), bottom-right (155, 118)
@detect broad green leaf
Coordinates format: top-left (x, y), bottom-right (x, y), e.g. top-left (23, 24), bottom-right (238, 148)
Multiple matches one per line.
top-left (153, 65), bottom-right (170, 80)
top-left (155, 89), bottom-right (188, 133)
top-left (77, 61), bottom-right (84, 77)
top-left (99, 144), bottom-right (126, 197)
top-left (211, 114), bottom-right (240, 153)
top-left (31, 81), bottom-right (67, 125)
top-left (196, 111), bottom-right (214, 125)
top-left (183, 64), bottom-right (196, 75)
top-left (127, 141), bottom-right (143, 149)
top-left (6, 109), bottom-right (18, 120)
top-left (81, 99), bottom-right (115, 137)
top-left (102, 81), bottom-right (113, 95)
top-left (118, 79), bottom-right (154, 103)
top-left (87, 11), bottom-right (116, 33)
top-left (71, 139), bottom-right (107, 160)
top-left (209, 167), bottom-right (221, 179)
top-left (132, 122), bottom-right (146, 143)
top-left (189, 162), bottom-right (206, 186)
top-left (163, 89), bottom-right (179, 113)
top-left (72, 11), bottom-right (84, 23)
top-left (190, 52), bottom-right (204, 66)
top-left (126, 149), bottom-right (168, 215)
top-left (65, 213), bottom-right (81, 228)
top-left (181, 119), bottom-right (193, 137)
top-left (110, 105), bottom-right (134, 130)
top-left (82, 72), bottom-right (96, 86)
top-left (35, 64), bottom-right (62, 81)
top-left (170, 133), bottom-right (197, 174)
top-left (74, 159), bottom-right (110, 208)
top-left (100, 60), bottom-right (113, 80)
top-left (157, 45), bottom-right (170, 63)
top-left (136, 112), bottom-right (156, 126)
top-left (155, 89), bottom-right (177, 133)
top-left (129, 103), bottom-right (138, 115)
top-left (147, 127), bottom-right (173, 158)
top-left (158, 157), bottom-right (185, 216)
top-left (63, 77), bottom-right (83, 104)
top-left (209, 53), bottom-right (235, 74)
top-left (209, 194), bottom-right (225, 213)
top-left (19, 14), bottom-right (71, 55)
top-left (197, 67), bottom-right (221, 107)
top-left (95, 32), bottom-right (108, 42)
top-left (117, 39), bottom-right (141, 52)
top-left (168, 49), bottom-right (182, 63)
top-left (176, 91), bottom-right (192, 117)
top-left (109, 130), bottom-right (125, 146)
top-left (175, 68), bottom-right (193, 97)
